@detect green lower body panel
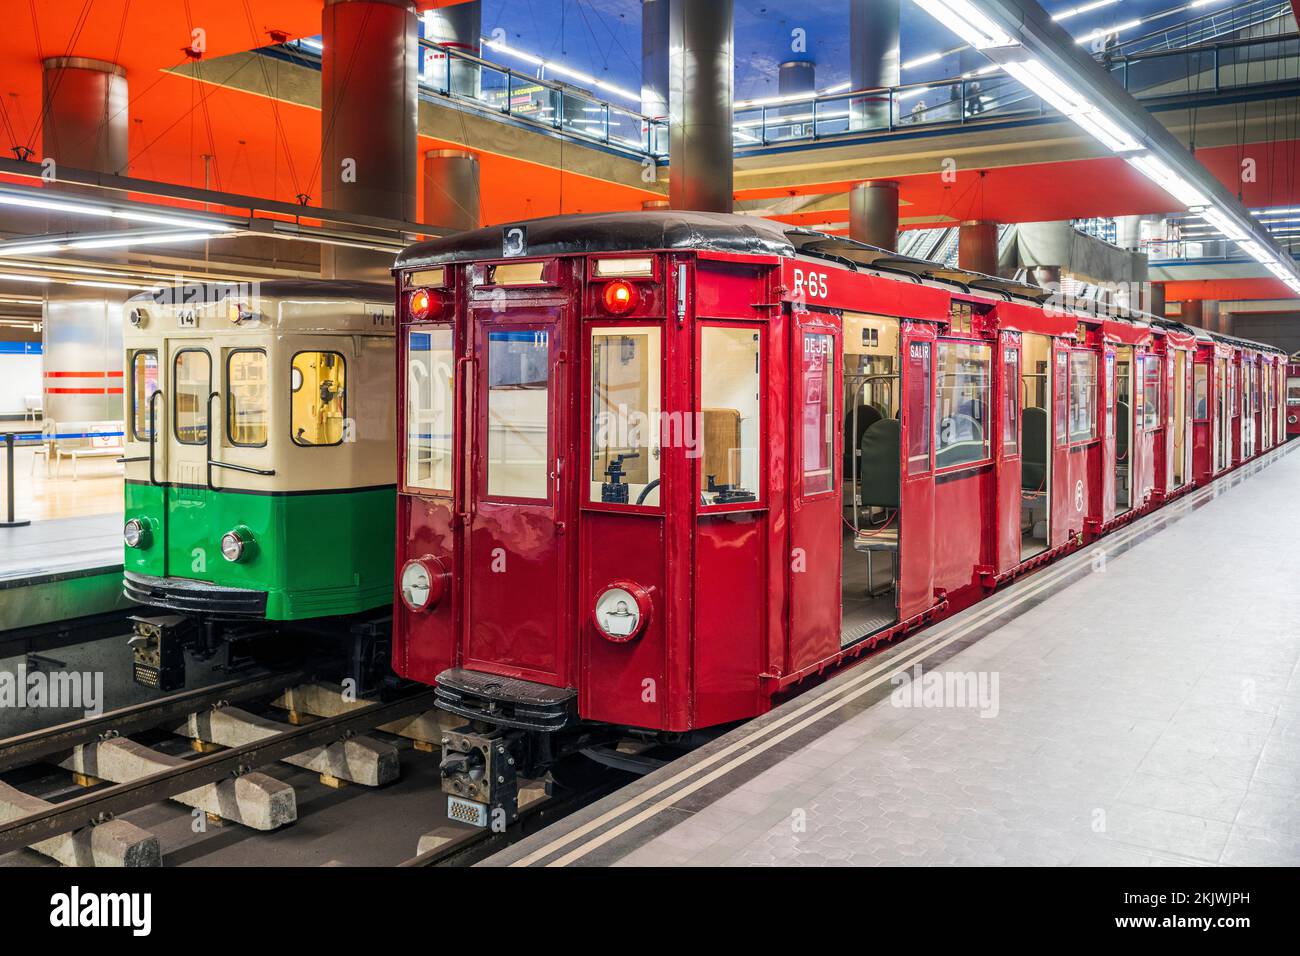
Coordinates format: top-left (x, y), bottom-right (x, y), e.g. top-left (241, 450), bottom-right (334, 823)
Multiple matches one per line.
top-left (124, 482), bottom-right (395, 621)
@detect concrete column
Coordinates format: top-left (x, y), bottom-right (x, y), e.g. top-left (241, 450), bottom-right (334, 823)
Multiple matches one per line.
top-left (959, 220), bottom-right (999, 275)
top-left (40, 57), bottom-right (129, 426)
top-left (425, 0), bottom-right (481, 98)
top-left (1115, 215), bottom-right (1142, 252)
top-left (849, 0), bottom-right (899, 130)
top-left (848, 180), bottom-right (899, 251)
top-left (321, 0), bottom-right (418, 279)
top-left (1147, 281), bottom-right (1166, 317)
top-left (668, 0), bottom-right (734, 212)
top-left (642, 0), bottom-right (670, 120)
top-left (423, 149), bottom-right (480, 233)
top-left (1180, 299), bottom-right (1204, 327)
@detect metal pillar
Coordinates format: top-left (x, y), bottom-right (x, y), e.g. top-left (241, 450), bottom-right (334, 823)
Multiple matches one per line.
top-left (848, 181), bottom-right (899, 252)
top-left (1147, 281), bottom-right (1166, 317)
top-left (959, 220), bottom-right (999, 276)
top-left (40, 57), bottom-right (129, 426)
top-left (423, 149), bottom-right (480, 233)
top-left (668, 0), bottom-right (734, 213)
top-left (1180, 299), bottom-right (1204, 327)
top-left (642, 0), bottom-right (670, 120)
top-left (425, 0), bottom-right (481, 98)
top-left (778, 60), bottom-right (815, 133)
top-left (849, 0), bottom-right (899, 130)
top-left (321, 0), bottom-right (418, 280)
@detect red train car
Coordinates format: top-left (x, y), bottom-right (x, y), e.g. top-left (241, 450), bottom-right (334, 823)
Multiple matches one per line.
top-left (1288, 354), bottom-right (1300, 440)
top-left (389, 212), bottom-right (1287, 818)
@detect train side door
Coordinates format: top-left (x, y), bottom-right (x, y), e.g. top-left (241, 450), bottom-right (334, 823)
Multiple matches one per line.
top-left (994, 332), bottom-right (1021, 571)
top-left (161, 334), bottom-right (217, 577)
top-left (464, 306), bottom-right (572, 685)
top-left (787, 306), bottom-right (842, 668)
top-left (898, 322), bottom-right (937, 619)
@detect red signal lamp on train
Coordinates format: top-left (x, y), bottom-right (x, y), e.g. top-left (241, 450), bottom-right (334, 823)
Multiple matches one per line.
top-left (602, 279), bottom-right (638, 315)
top-left (409, 288), bottom-right (436, 321)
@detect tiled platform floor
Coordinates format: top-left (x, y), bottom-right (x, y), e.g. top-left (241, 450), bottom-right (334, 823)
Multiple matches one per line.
top-left (489, 444), bottom-right (1300, 867)
top-left (0, 513), bottom-right (122, 583)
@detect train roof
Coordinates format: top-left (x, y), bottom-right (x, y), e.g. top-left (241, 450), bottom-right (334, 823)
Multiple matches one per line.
top-left (396, 210), bottom-right (1283, 354)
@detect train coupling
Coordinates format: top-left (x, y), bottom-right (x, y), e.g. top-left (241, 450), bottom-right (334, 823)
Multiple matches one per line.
top-left (128, 615), bottom-right (191, 691)
top-left (439, 726), bottom-right (522, 829)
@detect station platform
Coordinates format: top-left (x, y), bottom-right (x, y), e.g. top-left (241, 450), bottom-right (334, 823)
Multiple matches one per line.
top-left (0, 513), bottom-right (128, 633)
top-left (488, 443), bottom-right (1300, 868)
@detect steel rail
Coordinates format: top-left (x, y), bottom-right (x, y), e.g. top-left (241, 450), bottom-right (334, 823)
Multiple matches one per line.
top-left (0, 687), bottom-right (438, 855)
top-left (0, 669), bottom-right (309, 773)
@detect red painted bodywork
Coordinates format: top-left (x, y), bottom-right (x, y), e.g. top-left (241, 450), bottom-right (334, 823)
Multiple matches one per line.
top-left (1287, 360), bottom-right (1300, 440)
top-left (392, 232), bottom-right (1288, 734)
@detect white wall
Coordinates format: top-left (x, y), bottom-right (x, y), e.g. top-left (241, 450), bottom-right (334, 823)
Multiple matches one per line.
top-left (0, 351), bottom-right (42, 416)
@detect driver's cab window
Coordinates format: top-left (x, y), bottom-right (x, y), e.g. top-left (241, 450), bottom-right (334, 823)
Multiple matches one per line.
top-left (590, 326), bottom-right (661, 507)
top-left (699, 325), bottom-right (761, 506)
top-left (291, 351), bottom-right (346, 446)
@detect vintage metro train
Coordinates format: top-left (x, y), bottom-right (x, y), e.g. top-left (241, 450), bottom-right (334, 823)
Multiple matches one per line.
top-left (119, 280), bottom-right (396, 689)
top-left (389, 211), bottom-right (1288, 819)
top-left (1288, 353), bottom-right (1300, 440)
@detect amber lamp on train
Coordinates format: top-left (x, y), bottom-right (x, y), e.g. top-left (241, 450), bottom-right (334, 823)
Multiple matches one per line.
top-left (602, 279), bottom-right (638, 315)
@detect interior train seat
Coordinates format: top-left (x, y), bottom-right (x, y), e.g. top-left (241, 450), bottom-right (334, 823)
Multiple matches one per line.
top-left (1116, 401), bottom-right (1130, 461)
top-left (853, 420), bottom-right (900, 596)
top-left (843, 403), bottom-right (883, 478)
top-left (1021, 406), bottom-right (1047, 491)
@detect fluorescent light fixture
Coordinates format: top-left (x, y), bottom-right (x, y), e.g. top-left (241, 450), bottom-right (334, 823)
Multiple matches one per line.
top-left (912, 0), bottom-right (1017, 51)
top-left (1002, 59), bottom-right (1141, 152)
top-left (820, 81), bottom-right (852, 95)
top-left (0, 190), bottom-right (231, 232)
top-left (0, 231), bottom-right (230, 257)
top-left (1053, 0), bottom-right (1121, 21)
top-left (1195, 205), bottom-right (1248, 241)
top-left (1265, 261), bottom-right (1295, 280)
top-left (297, 37), bottom-right (322, 51)
top-left (902, 52), bottom-right (944, 70)
top-left (479, 36), bottom-right (639, 104)
top-left (1076, 20), bottom-right (1142, 46)
top-left (1237, 240), bottom-right (1276, 265)
top-left (1127, 154), bottom-right (1210, 208)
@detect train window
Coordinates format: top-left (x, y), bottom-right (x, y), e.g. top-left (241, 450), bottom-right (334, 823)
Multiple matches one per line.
top-left (1288, 376), bottom-right (1300, 404)
top-left (226, 349), bottom-right (268, 447)
top-left (1143, 355), bottom-right (1161, 430)
top-left (801, 332), bottom-right (834, 496)
top-left (906, 342), bottom-right (932, 475)
top-left (699, 326), bottom-right (761, 506)
top-left (486, 330), bottom-right (550, 499)
top-left (407, 329), bottom-right (455, 492)
top-left (1054, 351), bottom-right (1069, 445)
top-left (934, 340), bottom-right (991, 469)
top-left (590, 326), bottom-right (661, 506)
top-left (1194, 364), bottom-right (1209, 419)
top-left (1068, 351), bottom-right (1097, 442)
top-left (290, 351), bottom-right (347, 447)
top-left (130, 350), bottom-right (159, 442)
top-left (1003, 349), bottom-right (1019, 455)
top-left (173, 349), bottom-right (211, 445)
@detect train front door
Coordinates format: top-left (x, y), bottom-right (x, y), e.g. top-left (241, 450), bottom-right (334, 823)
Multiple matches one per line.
top-left (160, 335), bottom-right (217, 578)
top-left (463, 305), bottom-right (573, 686)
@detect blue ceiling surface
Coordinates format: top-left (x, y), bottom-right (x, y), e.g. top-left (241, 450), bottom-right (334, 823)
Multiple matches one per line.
top-left (479, 0), bottom-right (1252, 105)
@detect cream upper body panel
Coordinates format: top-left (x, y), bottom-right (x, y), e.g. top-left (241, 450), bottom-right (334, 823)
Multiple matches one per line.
top-left (122, 281), bottom-right (397, 494)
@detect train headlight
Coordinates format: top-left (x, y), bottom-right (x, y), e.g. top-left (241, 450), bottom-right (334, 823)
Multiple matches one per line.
top-left (592, 581), bottom-right (653, 643)
top-left (220, 527), bottom-right (254, 563)
top-left (400, 556), bottom-right (447, 613)
top-left (1290, 414), bottom-right (1297, 425)
top-left (123, 518), bottom-right (150, 549)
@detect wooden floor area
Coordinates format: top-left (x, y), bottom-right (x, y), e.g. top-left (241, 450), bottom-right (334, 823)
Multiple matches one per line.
top-left (0, 445), bottom-right (123, 523)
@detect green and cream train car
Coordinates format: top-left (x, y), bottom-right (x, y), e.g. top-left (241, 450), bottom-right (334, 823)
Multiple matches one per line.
top-left (120, 281), bottom-right (396, 650)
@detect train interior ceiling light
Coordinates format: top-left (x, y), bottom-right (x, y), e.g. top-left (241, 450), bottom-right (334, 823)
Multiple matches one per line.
top-left (908, 0), bottom-right (1300, 296)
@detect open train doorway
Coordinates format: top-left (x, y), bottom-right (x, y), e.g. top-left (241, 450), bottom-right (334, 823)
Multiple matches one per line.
top-left (1020, 332), bottom-right (1051, 560)
top-left (840, 311), bottom-right (901, 645)
top-left (1114, 346), bottom-right (1134, 513)
top-left (1172, 350), bottom-right (1188, 488)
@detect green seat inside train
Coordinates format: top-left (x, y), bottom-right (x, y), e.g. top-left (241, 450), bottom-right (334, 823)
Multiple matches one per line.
top-left (843, 403), bottom-right (883, 477)
top-left (1022, 406), bottom-right (1047, 491)
top-left (859, 418), bottom-right (900, 509)
top-left (1116, 401), bottom-right (1129, 461)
